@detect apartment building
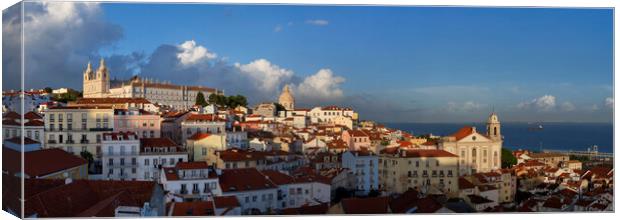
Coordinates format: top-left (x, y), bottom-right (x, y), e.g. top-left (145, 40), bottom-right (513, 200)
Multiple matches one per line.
top-left (378, 147), bottom-right (459, 197)
top-left (160, 162), bottom-right (222, 202)
top-left (342, 148), bottom-right (379, 195)
top-left (102, 132), bottom-right (141, 180)
top-left (114, 108), bottom-right (161, 138)
top-left (44, 106), bottom-right (115, 161)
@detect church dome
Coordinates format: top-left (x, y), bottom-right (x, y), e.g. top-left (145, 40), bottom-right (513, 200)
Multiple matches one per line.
top-left (278, 85), bottom-right (295, 110)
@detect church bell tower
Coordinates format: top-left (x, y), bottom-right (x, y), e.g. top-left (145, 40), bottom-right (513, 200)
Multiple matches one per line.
top-left (486, 112), bottom-right (501, 141)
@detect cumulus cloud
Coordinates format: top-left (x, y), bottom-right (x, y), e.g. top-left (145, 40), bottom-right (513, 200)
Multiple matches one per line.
top-left (2, 1), bottom-right (123, 89)
top-left (294, 69), bottom-right (345, 101)
top-left (235, 59), bottom-right (294, 93)
top-left (605, 97), bottom-right (613, 108)
top-left (560, 101), bottom-right (576, 112)
top-left (518, 95), bottom-right (556, 111)
top-left (306, 19), bottom-right (329, 26)
top-left (177, 40), bottom-right (217, 66)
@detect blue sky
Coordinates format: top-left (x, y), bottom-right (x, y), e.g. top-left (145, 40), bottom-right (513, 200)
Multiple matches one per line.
top-left (3, 2), bottom-right (613, 122)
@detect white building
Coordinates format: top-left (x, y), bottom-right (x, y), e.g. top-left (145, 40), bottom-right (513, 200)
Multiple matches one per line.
top-left (307, 106), bottom-right (356, 125)
top-left (139, 137), bottom-right (189, 181)
top-left (102, 132), bottom-right (141, 180)
top-left (342, 148), bottom-right (379, 195)
top-left (181, 113), bottom-right (226, 145)
top-left (2, 90), bottom-right (52, 114)
top-left (160, 161), bottom-right (222, 202)
top-left (261, 170), bottom-right (331, 210)
top-left (82, 59), bottom-right (222, 110)
top-left (219, 168), bottom-right (278, 214)
top-left (439, 112), bottom-right (502, 176)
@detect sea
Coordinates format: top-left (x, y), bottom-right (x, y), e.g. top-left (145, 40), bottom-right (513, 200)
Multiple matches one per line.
top-left (383, 122), bottom-right (614, 153)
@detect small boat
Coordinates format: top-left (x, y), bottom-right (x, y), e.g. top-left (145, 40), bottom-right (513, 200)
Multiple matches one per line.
top-left (528, 123), bottom-right (544, 131)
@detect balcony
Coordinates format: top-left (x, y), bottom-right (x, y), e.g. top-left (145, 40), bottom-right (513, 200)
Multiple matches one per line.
top-left (80, 139), bottom-right (89, 144)
top-left (90, 128), bottom-right (113, 132)
top-left (47, 140), bottom-right (57, 144)
top-left (180, 189), bottom-right (188, 195)
top-left (192, 189), bottom-right (200, 194)
top-left (66, 140), bottom-right (75, 144)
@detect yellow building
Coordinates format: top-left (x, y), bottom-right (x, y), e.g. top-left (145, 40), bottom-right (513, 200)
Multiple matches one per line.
top-left (44, 106), bottom-right (115, 160)
top-left (187, 132), bottom-right (226, 165)
top-left (378, 147), bottom-right (459, 197)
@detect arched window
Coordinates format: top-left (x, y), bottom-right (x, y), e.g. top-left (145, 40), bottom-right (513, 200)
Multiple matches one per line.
top-left (472, 148), bottom-right (476, 157)
top-left (494, 127), bottom-right (497, 136)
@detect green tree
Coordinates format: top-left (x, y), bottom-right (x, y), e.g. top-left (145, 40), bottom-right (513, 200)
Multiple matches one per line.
top-left (43, 87), bottom-right (53, 93)
top-left (208, 94), bottom-right (228, 107)
top-left (52, 89), bottom-right (81, 103)
top-left (226, 95), bottom-right (248, 108)
top-left (195, 91), bottom-right (208, 107)
top-left (80, 151), bottom-right (94, 172)
top-left (501, 148), bottom-right (517, 168)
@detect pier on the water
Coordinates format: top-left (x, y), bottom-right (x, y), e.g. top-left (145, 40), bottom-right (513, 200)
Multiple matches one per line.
top-left (542, 145), bottom-right (613, 159)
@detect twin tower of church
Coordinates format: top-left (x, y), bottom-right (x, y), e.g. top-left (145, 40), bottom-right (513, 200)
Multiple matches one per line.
top-left (82, 58), bottom-right (110, 98)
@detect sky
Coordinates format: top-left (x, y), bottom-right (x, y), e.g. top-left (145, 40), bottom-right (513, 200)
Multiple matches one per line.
top-left (2, 2), bottom-right (614, 123)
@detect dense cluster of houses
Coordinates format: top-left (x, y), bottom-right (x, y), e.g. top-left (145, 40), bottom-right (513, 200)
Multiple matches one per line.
top-left (2, 69), bottom-right (614, 217)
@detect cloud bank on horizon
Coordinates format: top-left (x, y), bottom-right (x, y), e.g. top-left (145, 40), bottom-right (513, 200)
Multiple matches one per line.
top-left (2, 2), bottom-right (613, 123)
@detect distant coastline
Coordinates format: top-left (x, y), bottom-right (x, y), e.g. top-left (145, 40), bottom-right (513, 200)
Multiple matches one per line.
top-left (383, 122), bottom-right (613, 153)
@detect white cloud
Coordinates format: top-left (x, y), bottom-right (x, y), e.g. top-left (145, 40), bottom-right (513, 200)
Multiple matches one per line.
top-left (294, 69), bottom-right (345, 100)
top-left (589, 104), bottom-right (600, 111)
top-left (235, 59), bottom-right (295, 93)
top-left (447, 101), bottom-right (483, 112)
top-left (518, 95), bottom-right (556, 111)
top-left (306, 19), bottom-right (329, 26)
top-left (605, 97), bottom-right (614, 108)
top-left (176, 40), bottom-right (217, 66)
top-left (560, 101), bottom-right (576, 112)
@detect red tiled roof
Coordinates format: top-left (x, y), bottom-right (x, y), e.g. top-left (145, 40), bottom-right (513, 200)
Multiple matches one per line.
top-left (140, 137), bottom-right (178, 148)
top-left (213, 196), bottom-right (240, 208)
top-left (75, 97), bottom-right (151, 105)
top-left (17, 179), bottom-right (155, 217)
top-left (24, 111), bottom-right (43, 120)
top-left (4, 137), bottom-right (40, 145)
top-left (188, 132), bottom-right (212, 141)
top-left (185, 114), bottom-right (225, 122)
top-left (170, 201), bottom-right (215, 216)
top-left (389, 189), bottom-right (419, 213)
top-left (451, 126), bottom-right (474, 141)
top-left (217, 148), bottom-right (266, 162)
top-left (219, 168), bottom-right (277, 192)
top-left (3, 148), bottom-right (86, 178)
top-left (261, 170), bottom-right (295, 185)
top-left (176, 161), bottom-right (209, 170)
top-left (458, 177), bottom-right (476, 189)
top-left (542, 197), bottom-right (563, 209)
top-left (341, 197), bottom-right (389, 214)
top-left (415, 197), bottom-right (444, 213)
top-left (3, 111), bottom-right (21, 119)
top-left (281, 203), bottom-right (328, 215)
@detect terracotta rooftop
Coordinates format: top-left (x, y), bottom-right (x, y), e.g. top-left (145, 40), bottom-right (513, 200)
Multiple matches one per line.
top-left (450, 126), bottom-right (475, 141)
top-left (170, 201), bottom-right (215, 216)
top-left (176, 161), bottom-right (210, 170)
top-left (75, 97), bottom-right (151, 105)
top-left (341, 197), bottom-right (389, 214)
top-left (188, 132), bottom-right (212, 141)
top-left (219, 168), bottom-right (277, 192)
top-left (213, 196), bottom-right (240, 209)
top-left (24, 120), bottom-right (45, 126)
top-left (458, 177), bottom-right (476, 189)
top-left (380, 147), bottom-right (458, 158)
top-left (20, 179), bottom-right (156, 217)
top-left (281, 203), bottom-right (328, 215)
top-left (24, 111), bottom-right (43, 120)
top-left (4, 137), bottom-right (40, 145)
top-left (3, 148), bottom-right (86, 178)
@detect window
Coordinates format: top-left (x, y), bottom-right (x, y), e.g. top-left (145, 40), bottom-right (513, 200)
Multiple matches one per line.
top-left (252, 196), bottom-right (257, 202)
top-left (202, 148), bottom-right (207, 156)
top-left (132, 158), bottom-right (137, 165)
top-left (436, 160), bottom-right (440, 166)
top-left (145, 159), bottom-right (150, 166)
top-left (108, 158), bottom-right (114, 165)
top-left (415, 161), bottom-right (419, 167)
top-left (144, 172), bottom-right (149, 179)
